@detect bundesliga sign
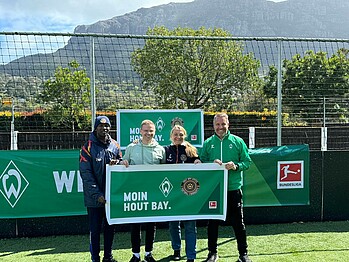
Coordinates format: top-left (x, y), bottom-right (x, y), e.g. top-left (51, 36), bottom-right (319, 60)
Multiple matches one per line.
top-left (277, 161), bottom-right (304, 189)
top-left (243, 144), bottom-right (309, 207)
top-left (105, 163), bottom-right (227, 225)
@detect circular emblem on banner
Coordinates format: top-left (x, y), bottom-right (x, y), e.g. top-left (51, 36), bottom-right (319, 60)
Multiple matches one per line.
top-left (181, 178), bottom-right (200, 195)
top-left (180, 154), bottom-right (187, 163)
top-left (171, 117), bottom-right (184, 127)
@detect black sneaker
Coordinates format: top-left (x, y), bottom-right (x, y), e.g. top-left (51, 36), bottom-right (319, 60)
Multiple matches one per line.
top-left (144, 253), bottom-right (157, 262)
top-left (129, 255), bottom-right (141, 262)
top-left (237, 254), bottom-right (252, 262)
top-left (205, 252), bottom-right (218, 262)
top-left (172, 250), bottom-right (181, 261)
top-left (102, 257), bottom-right (117, 262)
top-left (186, 259), bottom-right (195, 262)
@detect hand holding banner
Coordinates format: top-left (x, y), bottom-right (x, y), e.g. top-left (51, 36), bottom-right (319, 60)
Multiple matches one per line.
top-left (105, 163), bottom-right (228, 225)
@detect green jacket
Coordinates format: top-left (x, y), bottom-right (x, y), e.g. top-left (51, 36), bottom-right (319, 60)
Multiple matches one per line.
top-left (123, 139), bottom-right (165, 165)
top-left (200, 131), bottom-right (251, 190)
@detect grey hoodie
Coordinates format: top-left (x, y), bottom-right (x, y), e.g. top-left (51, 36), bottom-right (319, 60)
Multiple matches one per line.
top-left (123, 139), bottom-right (165, 165)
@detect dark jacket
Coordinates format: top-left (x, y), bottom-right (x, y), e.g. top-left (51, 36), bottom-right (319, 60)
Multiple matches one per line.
top-left (79, 132), bottom-right (122, 207)
top-left (164, 144), bottom-right (199, 164)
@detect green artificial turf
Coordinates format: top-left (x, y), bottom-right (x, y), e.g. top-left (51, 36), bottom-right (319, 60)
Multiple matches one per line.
top-left (0, 221), bottom-right (348, 261)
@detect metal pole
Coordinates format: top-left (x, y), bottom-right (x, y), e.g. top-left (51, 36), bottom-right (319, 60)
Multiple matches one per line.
top-left (249, 127), bottom-right (255, 148)
top-left (277, 40), bottom-right (282, 146)
top-left (323, 97), bottom-right (326, 128)
top-left (90, 36), bottom-right (96, 131)
top-left (321, 97), bottom-right (327, 151)
top-left (320, 97), bottom-right (326, 220)
top-left (10, 99), bottom-right (15, 150)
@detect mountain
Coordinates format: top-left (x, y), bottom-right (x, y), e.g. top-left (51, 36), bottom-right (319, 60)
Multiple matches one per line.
top-left (75, 0), bottom-right (349, 38)
top-left (1, 0), bottom-right (348, 80)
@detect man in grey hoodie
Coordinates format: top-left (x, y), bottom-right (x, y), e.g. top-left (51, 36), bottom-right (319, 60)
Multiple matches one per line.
top-left (121, 119), bottom-right (165, 262)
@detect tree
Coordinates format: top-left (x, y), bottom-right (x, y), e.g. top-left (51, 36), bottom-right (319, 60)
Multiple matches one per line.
top-left (38, 61), bottom-right (91, 130)
top-left (131, 26), bottom-right (263, 110)
top-left (264, 49), bottom-right (349, 124)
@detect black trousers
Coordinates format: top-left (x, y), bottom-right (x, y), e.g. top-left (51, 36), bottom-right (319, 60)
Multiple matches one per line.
top-left (87, 207), bottom-right (115, 262)
top-left (207, 189), bottom-right (248, 255)
top-left (130, 222), bottom-right (156, 253)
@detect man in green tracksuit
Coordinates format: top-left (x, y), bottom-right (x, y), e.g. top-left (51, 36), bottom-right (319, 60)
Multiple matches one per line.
top-left (200, 113), bottom-right (252, 262)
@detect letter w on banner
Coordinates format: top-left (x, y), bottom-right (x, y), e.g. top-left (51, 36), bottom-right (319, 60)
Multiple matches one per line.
top-left (105, 164), bottom-right (227, 225)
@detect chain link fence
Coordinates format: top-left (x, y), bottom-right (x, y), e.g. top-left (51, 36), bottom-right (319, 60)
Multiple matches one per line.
top-left (0, 32), bottom-right (349, 150)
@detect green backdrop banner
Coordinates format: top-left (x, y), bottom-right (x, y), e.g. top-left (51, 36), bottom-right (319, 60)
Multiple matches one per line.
top-left (0, 144), bottom-right (309, 219)
top-left (105, 164), bottom-right (228, 224)
top-left (116, 109), bottom-right (204, 149)
top-left (244, 144), bottom-right (310, 206)
top-left (0, 150), bottom-right (85, 218)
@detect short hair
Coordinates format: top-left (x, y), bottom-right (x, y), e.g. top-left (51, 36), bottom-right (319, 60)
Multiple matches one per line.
top-left (140, 119), bottom-right (155, 129)
top-left (213, 113), bottom-right (229, 123)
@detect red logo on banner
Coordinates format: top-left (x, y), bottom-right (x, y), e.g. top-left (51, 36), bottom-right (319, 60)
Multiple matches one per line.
top-left (191, 135), bottom-right (197, 141)
top-left (209, 201), bottom-right (217, 209)
top-left (277, 161), bottom-right (304, 189)
top-left (279, 163), bottom-right (302, 181)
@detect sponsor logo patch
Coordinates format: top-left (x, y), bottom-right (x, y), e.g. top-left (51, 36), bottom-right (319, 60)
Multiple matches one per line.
top-left (209, 201), bottom-right (217, 209)
top-left (277, 161), bottom-right (304, 189)
top-left (181, 178), bottom-right (200, 195)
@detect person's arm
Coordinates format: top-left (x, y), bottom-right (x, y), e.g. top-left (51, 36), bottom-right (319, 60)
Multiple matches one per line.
top-left (237, 140), bottom-right (252, 171)
top-left (79, 142), bottom-right (104, 202)
top-left (110, 140), bottom-right (123, 165)
top-left (160, 146), bottom-right (166, 164)
top-left (120, 145), bottom-right (131, 167)
top-left (199, 141), bottom-right (210, 163)
top-left (188, 149), bottom-right (202, 164)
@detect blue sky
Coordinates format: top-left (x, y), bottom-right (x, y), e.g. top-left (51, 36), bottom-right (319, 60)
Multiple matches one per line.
top-left (0, 0), bottom-right (285, 64)
top-left (0, 0), bottom-right (193, 33)
top-left (0, 0), bottom-right (286, 33)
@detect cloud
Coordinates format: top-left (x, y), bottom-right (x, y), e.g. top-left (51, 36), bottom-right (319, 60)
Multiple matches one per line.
top-left (0, 0), bottom-right (193, 32)
top-left (0, 0), bottom-right (193, 64)
top-left (0, 0), bottom-right (283, 64)
top-left (0, 0), bottom-right (285, 32)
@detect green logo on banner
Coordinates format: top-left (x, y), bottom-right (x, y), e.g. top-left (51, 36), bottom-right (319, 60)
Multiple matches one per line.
top-left (159, 177), bottom-right (173, 197)
top-left (0, 160), bottom-right (29, 208)
top-left (155, 117), bottom-right (166, 132)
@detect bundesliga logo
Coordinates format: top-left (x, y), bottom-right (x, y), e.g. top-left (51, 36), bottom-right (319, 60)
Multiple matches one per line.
top-left (209, 201), bottom-right (217, 209)
top-left (277, 161), bottom-right (304, 189)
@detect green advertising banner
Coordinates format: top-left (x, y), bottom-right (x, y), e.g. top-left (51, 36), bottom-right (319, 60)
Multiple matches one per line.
top-left (244, 144), bottom-right (310, 207)
top-left (116, 109), bottom-right (204, 149)
top-left (105, 164), bottom-right (228, 224)
top-left (0, 150), bottom-right (85, 218)
top-left (0, 144), bottom-right (309, 219)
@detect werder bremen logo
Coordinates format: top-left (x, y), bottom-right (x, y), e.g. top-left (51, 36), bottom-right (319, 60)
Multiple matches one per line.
top-left (159, 177), bottom-right (173, 197)
top-left (0, 160), bottom-right (29, 208)
top-left (156, 117), bottom-right (165, 132)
